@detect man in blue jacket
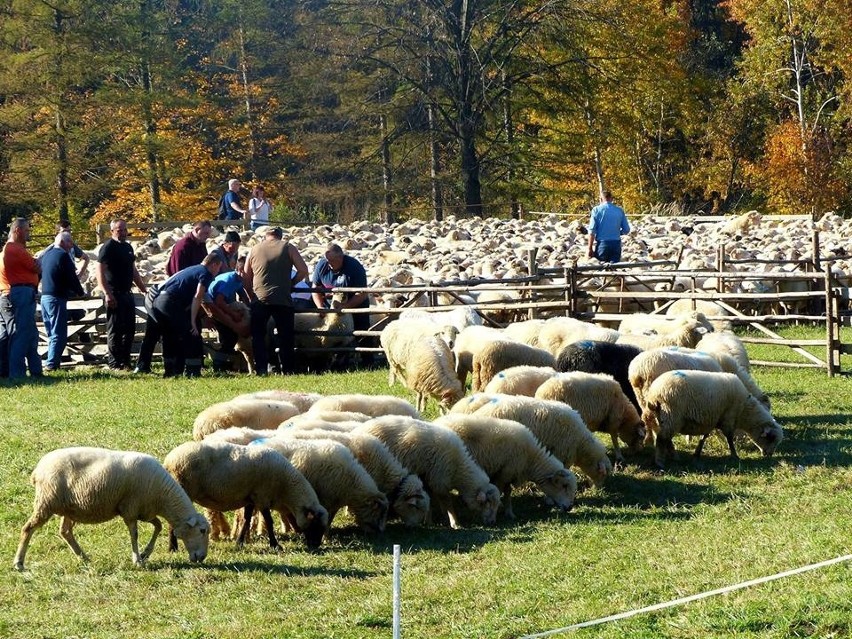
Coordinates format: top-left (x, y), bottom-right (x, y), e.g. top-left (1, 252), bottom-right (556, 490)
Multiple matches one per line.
top-left (587, 191), bottom-right (630, 263)
top-left (40, 231), bottom-right (85, 371)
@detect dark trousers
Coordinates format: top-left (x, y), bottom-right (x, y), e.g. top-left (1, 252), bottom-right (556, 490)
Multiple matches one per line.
top-left (250, 301), bottom-right (294, 374)
top-left (106, 291), bottom-right (136, 369)
top-left (594, 240), bottom-right (623, 263)
top-left (152, 294), bottom-right (203, 376)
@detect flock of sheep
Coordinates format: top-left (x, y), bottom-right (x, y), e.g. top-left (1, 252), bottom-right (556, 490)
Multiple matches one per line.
top-left (14, 302), bottom-right (784, 571)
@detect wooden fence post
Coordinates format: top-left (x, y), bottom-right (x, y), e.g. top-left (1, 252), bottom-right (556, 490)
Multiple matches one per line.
top-left (825, 264), bottom-right (839, 377)
top-left (527, 248), bottom-right (538, 319)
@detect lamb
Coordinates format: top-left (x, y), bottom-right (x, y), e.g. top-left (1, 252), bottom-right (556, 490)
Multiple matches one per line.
top-left (452, 324), bottom-right (508, 388)
top-left (434, 414), bottom-right (577, 519)
top-left (482, 365), bottom-right (559, 397)
top-left (355, 416), bottom-right (502, 528)
top-left (643, 370), bottom-right (783, 469)
top-left (534, 372), bottom-right (644, 462)
top-left (458, 394), bottom-right (612, 486)
top-left (14, 447), bottom-right (210, 571)
top-left (163, 440), bottom-right (329, 549)
top-left (307, 394), bottom-right (420, 419)
top-left (192, 398), bottom-right (301, 440)
top-left (232, 390), bottom-right (323, 413)
top-left (537, 317), bottom-right (620, 357)
top-left (556, 340), bottom-right (644, 413)
top-left (280, 429), bottom-right (431, 527)
top-left (696, 332), bottom-right (751, 371)
top-left (627, 347), bottom-right (724, 411)
top-left (472, 340), bottom-right (556, 392)
top-left (251, 437), bottom-right (389, 534)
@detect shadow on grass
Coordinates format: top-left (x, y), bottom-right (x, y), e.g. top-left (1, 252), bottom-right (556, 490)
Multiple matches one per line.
top-left (769, 414), bottom-right (852, 466)
top-left (168, 558), bottom-right (377, 579)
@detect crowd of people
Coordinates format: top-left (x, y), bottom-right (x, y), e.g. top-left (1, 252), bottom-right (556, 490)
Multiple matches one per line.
top-left (0, 207), bottom-right (370, 379)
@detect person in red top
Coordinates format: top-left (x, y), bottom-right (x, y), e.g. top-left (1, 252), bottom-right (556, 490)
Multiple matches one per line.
top-left (0, 218), bottom-right (42, 378)
top-left (166, 220), bottom-right (211, 276)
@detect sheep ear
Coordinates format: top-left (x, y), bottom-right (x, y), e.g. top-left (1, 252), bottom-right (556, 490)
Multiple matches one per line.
top-left (303, 508), bottom-right (315, 521)
top-left (476, 489), bottom-right (487, 504)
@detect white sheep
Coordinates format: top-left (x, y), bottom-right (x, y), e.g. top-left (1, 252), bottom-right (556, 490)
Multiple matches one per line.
top-left (643, 370), bottom-right (783, 469)
top-left (696, 332), bottom-right (751, 371)
top-left (627, 347), bottom-right (724, 411)
top-left (280, 429), bottom-right (431, 527)
top-left (232, 390), bottom-right (323, 413)
top-left (536, 317), bottom-right (620, 357)
top-left (472, 341), bottom-right (556, 392)
top-left (14, 447), bottom-right (210, 570)
top-left (502, 319), bottom-right (546, 347)
top-left (534, 372), bottom-right (644, 463)
top-left (452, 324), bottom-right (508, 388)
top-left (398, 306), bottom-right (482, 333)
top-left (192, 399), bottom-right (301, 440)
top-left (455, 394), bottom-right (612, 486)
top-left (616, 317), bottom-right (709, 350)
top-left (665, 300), bottom-right (732, 331)
top-left (307, 394), bottom-right (420, 419)
top-left (482, 365), bottom-right (559, 397)
top-left (355, 416), bottom-right (502, 528)
top-left (434, 414), bottom-right (577, 519)
top-left (163, 440), bottom-right (329, 549)
top-left (380, 317), bottom-right (460, 386)
top-left (279, 415), bottom-right (364, 432)
top-left (252, 437), bottom-right (389, 534)
top-left (617, 310), bottom-right (715, 338)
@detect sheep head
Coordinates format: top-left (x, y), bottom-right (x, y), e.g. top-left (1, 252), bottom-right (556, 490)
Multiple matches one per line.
top-left (537, 469), bottom-right (576, 512)
top-left (353, 494), bottom-right (389, 534)
top-left (465, 483), bottom-right (501, 525)
top-left (174, 512), bottom-right (210, 563)
top-left (298, 505), bottom-right (329, 550)
top-left (391, 475), bottom-right (431, 527)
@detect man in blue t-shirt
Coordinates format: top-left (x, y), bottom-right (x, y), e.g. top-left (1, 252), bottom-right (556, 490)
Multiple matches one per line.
top-left (311, 242), bottom-right (369, 333)
top-left (223, 179), bottom-right (247, 221)
top-left (587, 191), bottom-right (630, 263)
top-left (204, 255), bottom-right (249, 372)
top-left (146, 253), bottom-right (222, 377)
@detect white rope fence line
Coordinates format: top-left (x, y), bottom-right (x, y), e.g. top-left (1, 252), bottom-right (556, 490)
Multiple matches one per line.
top-left (519, 553), bottom-right (852, 638)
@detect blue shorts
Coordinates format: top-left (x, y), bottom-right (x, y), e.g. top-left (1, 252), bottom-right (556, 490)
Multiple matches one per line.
top-left (595, 241), bottom-right (622, 263)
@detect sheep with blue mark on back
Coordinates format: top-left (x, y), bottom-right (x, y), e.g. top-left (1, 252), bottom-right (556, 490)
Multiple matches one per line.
top-left (482, 365), bottom-right (559, 397)
top-left (434, 413), bottom-right (577, 519)
top-left (355, 415), bottom-right (502, 528)
top-left (14, 447), bottom-right (209, 571)
top-left (556, 340), bottom-right (644, 414)
top-left (452, 394), bottom-right (612, 486)
top-left (696, 331), bottom-right (751, 372)
top-left (642, 369), bottom-right (783, 469)
top-left (534, 371), bottom-right (644, 462)
top-left (472, 340), bottom-right (556, 392)
top-left (628, 347), bottom-right (724, 412)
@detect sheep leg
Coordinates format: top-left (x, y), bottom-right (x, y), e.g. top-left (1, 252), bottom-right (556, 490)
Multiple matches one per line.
top-left (236, 504), bottom-right (254, 546)
top-left (59, 516), bottom-right (89, 563)
top-left (13, 511), bottom-right (52, 570)
top-left (168, 527), bottom-right (178, 552)
top-left (654, 437), bottom-right (675, 470)
top-left (136, 517), bottom-right (162, 562)
top-left (206, 508), bottom-right (231, 540)
top-left (693, 433), bottom-right (711, 458)
top-left (260, 509), bottom-right (280, 550)
top-left (724, 432), bottom-right (739, 460)
top-left (610, 434), bottom-right (625, 463)
top-left (416, 392), bottom-right (426, 414)
top-left (502, 486), bottom-right (515, 521)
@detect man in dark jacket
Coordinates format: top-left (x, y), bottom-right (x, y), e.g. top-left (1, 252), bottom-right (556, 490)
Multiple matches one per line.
top-left (40, 231), bottom-right (85, 371)
top-left (166, 220), bottom-right (211, 276)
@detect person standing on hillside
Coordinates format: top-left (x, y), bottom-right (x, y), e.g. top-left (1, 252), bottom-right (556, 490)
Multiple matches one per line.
top-left (222, 178), bottom-right (247, 222)
top-left (0, 218), bottom-right (42, 379)
top-left (587, 191), bottom-right (630, 263)
top-left (39, 231), bottom-right (85, 371)
top-left (58, 220), bottom-right (90, 279)
top-left (244, 227), bottom-right (309, 375)
top-left (166, 220), bottom-right (211, 276)
top-left (248, 185), bottom-right (272, 231)
top-left (96, 219), bottom-right (147, 370)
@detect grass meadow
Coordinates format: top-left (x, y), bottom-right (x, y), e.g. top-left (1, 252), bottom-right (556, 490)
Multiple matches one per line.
top-left (2, 326), bottom-right (852, 639)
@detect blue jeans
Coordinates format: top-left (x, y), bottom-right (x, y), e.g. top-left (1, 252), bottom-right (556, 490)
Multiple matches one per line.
top-left (595, 240), bottom-right (622, 263)
top-left (0, 286), bottom-right (42, 378)
top-left (40, 294), bottom-right (68, 370)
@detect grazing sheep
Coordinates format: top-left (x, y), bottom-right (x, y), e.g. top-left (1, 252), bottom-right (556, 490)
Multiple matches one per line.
top-left (14, 447), bottom-right (210, 570)
top-left (280, 416), bottom-right (364, 432)
top-left (380, 318), bottom-right (461, 386)
top-left (281, 429), bottom-right (431, 527)
top-left (252, 437), bottom-right (389, 534)
top-left (628, 347), bottom-right (724, 411)
top-left (472, 340), bottom-right (556, 392)
top-left (206, 426), bottom-right (285, 446)
top-left (537, 317), bottom-right (620, 357)
top-left (482, 365), bottom-right (559, 397)
top-left (502, 319), bottom-right (546, 347)
top-left (355, 416), bottom-right (502, 528)
top-left (643, 370), bottom-right (783, 469)
top-left (293, 307), bottom-right (356, 371)
top-left (534, 372), bottom-right (644, 462)
top-left (192, 399), bottom-right (301, 440)
top-left (434, 414), bottom-right (577, 519)
top-left (617, 311), bottom-right (714, 338)
top-left (308, 394), bottom-right (420, 419)
top-left (163, 440), bottom-right (328, 549)
top-left (453, 325), bottom-right (508, 388)
top-left (232, 390), bottom-right (323, 413)
top-left (459, 394), bottom-right (612, 486)
top-left (616, 317), bottom-right (709, 350)
top-left (696, 332), bottom-right (751, 371)
top-left (556, 340), bottom-right (644, 413)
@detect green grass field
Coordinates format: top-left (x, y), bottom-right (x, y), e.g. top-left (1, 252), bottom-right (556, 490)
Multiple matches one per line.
top-left (2, 327), bottom-right (852, 639)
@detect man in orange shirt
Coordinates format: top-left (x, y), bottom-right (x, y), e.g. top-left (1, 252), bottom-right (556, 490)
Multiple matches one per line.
top-left (0, 218), bottom-right (42, 379)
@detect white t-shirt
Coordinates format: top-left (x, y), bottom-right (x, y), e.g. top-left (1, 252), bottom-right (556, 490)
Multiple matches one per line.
top-left (248, 197), bottom-right (271, 223)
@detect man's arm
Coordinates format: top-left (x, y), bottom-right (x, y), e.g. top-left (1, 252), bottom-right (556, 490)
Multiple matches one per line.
top-left (587, 232), bottom-right (596, 258)
top-left (190, 283), bottom-right (206, 335)
top-left (95, 258), bottom-right (115, 308)
top-left (242, 255), bottom-right (256, 301)
top-left (310, 260), bottom-right (326, 309)
top-left (132, 264), bottom-right (147, 294)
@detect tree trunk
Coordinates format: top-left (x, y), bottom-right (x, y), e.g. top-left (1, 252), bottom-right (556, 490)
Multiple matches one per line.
top-left (140, 0), bottom-right (160, 222)
top-left (52, 9), bottom-right (69, 220)
top-left (502, 69), bottom-right (519, 219)
top-left (380, 111), bottom-right (394, 225)
top-left (428, 102), bottom-right (444, 222)
top-left (237, 6), bottom-right (258, 180)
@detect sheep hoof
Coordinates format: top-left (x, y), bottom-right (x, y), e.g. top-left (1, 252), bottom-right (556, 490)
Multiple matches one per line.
top-left (13, 561), bottom-right (24, 572)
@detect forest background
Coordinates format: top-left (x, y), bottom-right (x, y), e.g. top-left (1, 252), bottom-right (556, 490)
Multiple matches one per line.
top-left (2, 0), bottom-right (851, 235)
